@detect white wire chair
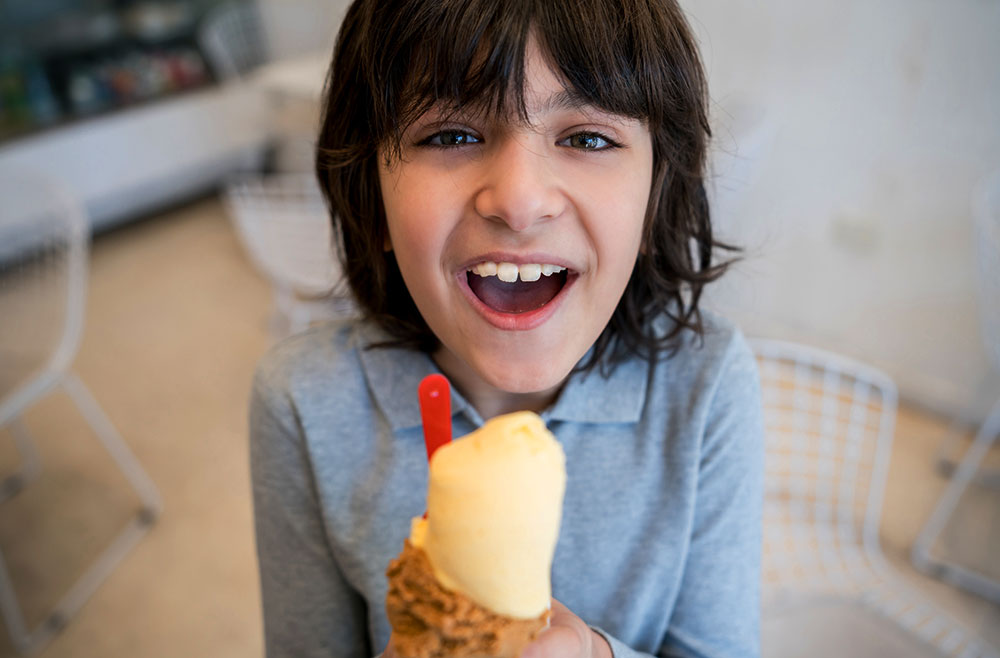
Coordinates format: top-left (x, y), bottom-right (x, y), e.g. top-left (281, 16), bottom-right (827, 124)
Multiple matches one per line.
top-left (222, 173), bottom-right (352, 339)
top-left (912, 169), bottom-right (1000, 603)
top-left (752, 338), bottom-right (998, 658)
top-left (198, 0), bottom-right (268, 82)
top-left (0, 171), bottom-right (163, 655)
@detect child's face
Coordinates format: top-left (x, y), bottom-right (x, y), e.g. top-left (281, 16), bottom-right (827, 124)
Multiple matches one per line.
top-left (378, 36), bottom-right (653, 400)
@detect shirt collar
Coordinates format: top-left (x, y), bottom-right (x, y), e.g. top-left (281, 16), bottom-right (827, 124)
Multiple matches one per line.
top-left (542, 353), bottom-right (648, 425)
top-left (355, 322), bottom-right (648, 432)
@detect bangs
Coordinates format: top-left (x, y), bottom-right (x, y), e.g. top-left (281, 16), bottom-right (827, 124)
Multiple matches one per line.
top-left (374, 0), bottom-right (686, 157)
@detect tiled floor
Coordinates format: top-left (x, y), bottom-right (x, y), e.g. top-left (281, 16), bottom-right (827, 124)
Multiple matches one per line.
top-left (0, 195), bottom-right (998, 657)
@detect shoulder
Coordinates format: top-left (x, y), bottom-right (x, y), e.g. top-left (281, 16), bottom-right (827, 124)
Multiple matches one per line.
top-left (696, 311), bottom-right (761, 419)
top-left (251, 316), bottom-right (384, 411)
top-left (655, 309), bottom-right (757, 394)
top-left (638, 310), bottom-right (763, 449)
top-left (698, 310), bottom-right (758, 386)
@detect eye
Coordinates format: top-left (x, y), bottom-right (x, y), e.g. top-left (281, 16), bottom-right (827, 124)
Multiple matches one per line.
top-left (421, 130), bottom-right (481, 147)
top-left (561, 132), bottom-right (619, 151)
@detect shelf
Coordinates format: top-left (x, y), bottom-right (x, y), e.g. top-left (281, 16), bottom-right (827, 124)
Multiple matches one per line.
top-left (0, 0), bottom-right (227, 145)
top-left (0, 83), bottom-right (272, 231)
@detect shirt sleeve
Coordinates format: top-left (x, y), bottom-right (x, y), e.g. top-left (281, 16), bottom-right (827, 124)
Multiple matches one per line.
top-left (660, 334), bottom-right (765, 658)
top-left (249, 358), bottom-right (373, 657)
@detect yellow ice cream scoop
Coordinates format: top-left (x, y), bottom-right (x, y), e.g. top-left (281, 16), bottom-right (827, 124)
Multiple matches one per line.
top-left (410, 411), bottom-right (567, 619)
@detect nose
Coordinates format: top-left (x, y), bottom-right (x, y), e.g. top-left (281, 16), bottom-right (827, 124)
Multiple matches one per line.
top-left (473, 136), bottom-right (565, 232)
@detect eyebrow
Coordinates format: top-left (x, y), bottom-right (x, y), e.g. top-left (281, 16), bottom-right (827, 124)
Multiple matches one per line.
top-left (440, 88), bottom-right (591, 122)
top-left (528, 88), bottom-right (642, 129)
top-left (533, 88), bottom-right (591, 115)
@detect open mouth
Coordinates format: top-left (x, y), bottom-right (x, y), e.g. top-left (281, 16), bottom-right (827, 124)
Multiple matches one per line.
top-left (466, 261), bottom-right (570, 314)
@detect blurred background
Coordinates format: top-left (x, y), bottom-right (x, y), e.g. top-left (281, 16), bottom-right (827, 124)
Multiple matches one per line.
top-left (0, 0), bottom-right (998, 656)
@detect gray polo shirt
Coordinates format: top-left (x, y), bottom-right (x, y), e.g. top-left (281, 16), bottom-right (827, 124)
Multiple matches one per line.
top-left (250, 312), bottom-right (763, 658)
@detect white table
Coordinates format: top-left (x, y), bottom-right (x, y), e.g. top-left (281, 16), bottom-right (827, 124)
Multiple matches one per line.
top-left (250, 51), bottom-right (330, 170)
top-left (252, 51), bottom-right (330, 103)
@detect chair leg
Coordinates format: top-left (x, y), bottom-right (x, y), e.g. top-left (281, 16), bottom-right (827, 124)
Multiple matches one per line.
top-left (934, 374), bottom-right (1000, 488)
top-left (0, 373), bottom-right (162, 655)
top-left (0, 419), bottom-right (42, 503)
top-left (912, 397), bottom-right (1000, 603)
top-left (59, 373), bottom-right (162, 519)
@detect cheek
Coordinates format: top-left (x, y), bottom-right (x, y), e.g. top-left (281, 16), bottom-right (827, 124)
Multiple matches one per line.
top-left (590, 174), bottom-right (650, 269)
top-left (381, 172), bottom-right (429, 253)
top-left (620, 159), bottom-right (654, 252)
top-left (381, 178), bottom-right (455, 297)
top-left (386, 213), bottom-right (437, 281)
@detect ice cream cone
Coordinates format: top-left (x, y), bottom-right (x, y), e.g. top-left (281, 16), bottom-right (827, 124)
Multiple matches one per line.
top-left (385, 411), bottom-right (565, 658)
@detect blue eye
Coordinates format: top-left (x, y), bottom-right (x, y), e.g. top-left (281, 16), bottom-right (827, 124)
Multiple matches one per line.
top-left (423, 131), bottom-right (481, 147)
top-left (564, 133), bottom-right (614, 150)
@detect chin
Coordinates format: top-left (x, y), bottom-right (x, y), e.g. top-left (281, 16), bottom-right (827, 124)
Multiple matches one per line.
top-left (473, 351), bottom-right (576, 395)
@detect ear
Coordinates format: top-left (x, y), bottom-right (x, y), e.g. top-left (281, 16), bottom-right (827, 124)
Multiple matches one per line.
top-left (383, 231), bottom-right (393, 252)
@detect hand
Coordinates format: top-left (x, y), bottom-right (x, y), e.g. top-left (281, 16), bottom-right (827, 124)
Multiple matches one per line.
top-left (520, 599), bottom-right (613, 658)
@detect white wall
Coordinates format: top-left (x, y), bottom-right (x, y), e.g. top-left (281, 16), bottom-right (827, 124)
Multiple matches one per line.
top-left (690, 0), bottom-right (1000, 419)
top-left (258, 0), bottom-right (350, 61)
top-left (255, 0), bottom-right (1000, 419)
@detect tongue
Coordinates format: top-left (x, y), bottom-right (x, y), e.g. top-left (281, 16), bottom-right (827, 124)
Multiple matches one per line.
top-left (467, 272), bottom-right (564, 314)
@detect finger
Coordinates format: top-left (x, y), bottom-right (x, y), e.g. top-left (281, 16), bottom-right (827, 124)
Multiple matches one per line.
top-left (521, 625), bottom-right (581, 658)
top-left (549, 598), bottom-right (572, 617)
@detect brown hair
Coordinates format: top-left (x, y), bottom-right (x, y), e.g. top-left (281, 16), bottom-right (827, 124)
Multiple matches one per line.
top-left (316, 0), bottom-right (736, 369)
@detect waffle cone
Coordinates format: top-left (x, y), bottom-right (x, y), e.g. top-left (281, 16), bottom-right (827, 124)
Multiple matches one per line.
top-left (386, 540), bottom-right (549, 658)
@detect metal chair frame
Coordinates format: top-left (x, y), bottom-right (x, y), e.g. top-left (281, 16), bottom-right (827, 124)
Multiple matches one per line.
top-left (753, 338), bottom-right (997, 658)
top-left (198, 0), bottom-right (268, 82)
top-left (912, 168), bottom-right (1000, 604)
top-left (0, 172), bottom-right (162, 655)
top-left (222, 172), bottom-right (351, 339)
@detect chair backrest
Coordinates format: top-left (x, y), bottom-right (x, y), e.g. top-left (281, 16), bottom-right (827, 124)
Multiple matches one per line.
top-left (751, 338), bottom-right (899, 596)
top-left (222, 173), bottom-right (341, 297)
top-left (0, 171), bottom-right (88, 424)
top-left (198, 1), bottom-right (268, 81)
top-left (972, 169), bottom-right (1000, 371)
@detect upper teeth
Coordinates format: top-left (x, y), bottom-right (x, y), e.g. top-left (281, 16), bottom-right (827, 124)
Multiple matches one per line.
top-left (470, 261), bottom-right (566, 283)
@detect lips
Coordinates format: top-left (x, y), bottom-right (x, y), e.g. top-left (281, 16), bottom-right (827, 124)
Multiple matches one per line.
top-left (457, 257), bottom-right (577, 331)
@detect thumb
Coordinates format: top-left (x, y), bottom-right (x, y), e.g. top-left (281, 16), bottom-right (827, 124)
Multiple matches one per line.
top-left (520, 600), bottom-right (587, 658)
top-left (520, 625), bottom-right (580, 658)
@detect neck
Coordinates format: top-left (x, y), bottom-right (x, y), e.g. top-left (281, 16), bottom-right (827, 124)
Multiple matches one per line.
top-left (431, 348), bottom-right (562, 420)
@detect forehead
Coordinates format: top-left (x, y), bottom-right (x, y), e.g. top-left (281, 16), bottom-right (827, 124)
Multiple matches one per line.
top-left (401, 36), bottom-right (636, 131)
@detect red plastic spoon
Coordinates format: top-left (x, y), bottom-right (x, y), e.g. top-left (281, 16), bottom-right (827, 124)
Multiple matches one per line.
top-left (418, 374), bottom-right (451, 520)
top-left (418, 374), bottom-right (452, 463)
